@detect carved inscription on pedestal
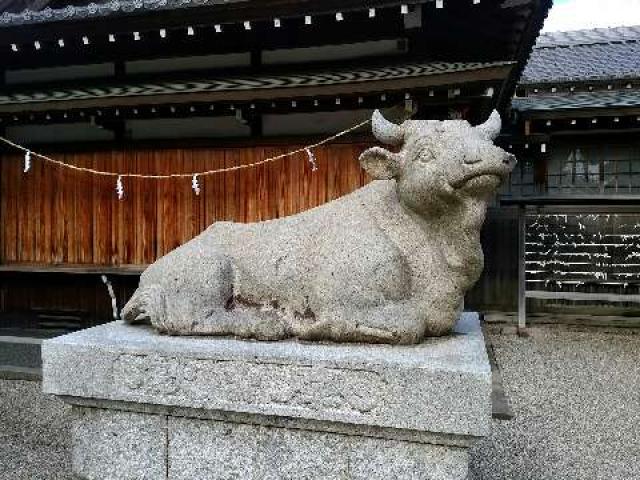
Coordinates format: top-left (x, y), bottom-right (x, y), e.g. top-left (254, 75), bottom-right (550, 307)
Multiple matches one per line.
top-left (112, 353), bottom-right (387, 415)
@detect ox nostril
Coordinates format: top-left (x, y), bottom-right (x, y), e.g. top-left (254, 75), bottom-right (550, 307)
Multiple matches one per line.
top-left (503, 154), bottom-right (516, 166)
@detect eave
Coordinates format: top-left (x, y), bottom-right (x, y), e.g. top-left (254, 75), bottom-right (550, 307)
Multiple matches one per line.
top-left (512, 90), bottom-right (640, 119)
top-left (0, 60), bottom-right (514, 117)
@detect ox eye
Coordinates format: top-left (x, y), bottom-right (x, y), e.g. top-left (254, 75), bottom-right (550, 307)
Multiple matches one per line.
top-left (463, 152), bottom-right (482, 164)
top-left (418, 147), bottom-right (434, 163)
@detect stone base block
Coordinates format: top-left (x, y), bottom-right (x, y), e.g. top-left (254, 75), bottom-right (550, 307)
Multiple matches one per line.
top-left (169, 417), bottom-right (470, 480)
top-left (71, 407), bottom-right (167, 480)
top-left (69, 405), bottom-right (469, 480)
top-left (43, 312), bottom-right (491, 480)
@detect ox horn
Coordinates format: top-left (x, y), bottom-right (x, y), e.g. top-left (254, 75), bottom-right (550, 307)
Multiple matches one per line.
top-left (371, 109), bottom-right (404, 146)
top-left (476, 110), bottom-right (502, 140)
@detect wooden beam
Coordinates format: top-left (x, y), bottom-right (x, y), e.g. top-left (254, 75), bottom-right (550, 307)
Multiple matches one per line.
top-left (0, 0), bottom-right (538, 71)
top-left (2, 15), bottom-right (408, 70)
top-left (520, 106), bottom-right (640, 120)
top-left (502, 195), bottom-right (640, 206)
top-left (518, 204), bottom-right (527, 330)
top-left (549, 127), bottom-right (640, 137)
top-left (496, 0), bottom-right (552, 112)
top-left (0, 64), bottom-right (513, 114)
top-left (526, 290), bottom-right (640, 304)
top-left (0, 263), bottom-right (145, 276)
top-left (248, 113), bottom-right (263, 137)
top-left (114, 61), bottom-right (125, 80)
top-left (110, 120), bottom-right (126, 143)
top-left (0, 0), bottom-right (430, 42)
top-left (5, 51), bottom-right (409, 95)
top-left (1, 87), bottom-right (500, 127)
top-left (250, 49), bottom-right (262, 70)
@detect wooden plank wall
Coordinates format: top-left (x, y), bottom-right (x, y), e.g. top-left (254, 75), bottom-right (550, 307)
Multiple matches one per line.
top-left (1, 141), bottom-right (523, 325)
top-left (0, 274), bottom-right (139, 330)
top-left (1, 142), bottom-right (371, 266)
top-left (465, 207), bottom-right (520, 312)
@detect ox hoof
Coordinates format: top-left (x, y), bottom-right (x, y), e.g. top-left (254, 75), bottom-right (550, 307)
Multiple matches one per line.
top-left (122, 285), bottom-right (167, 330)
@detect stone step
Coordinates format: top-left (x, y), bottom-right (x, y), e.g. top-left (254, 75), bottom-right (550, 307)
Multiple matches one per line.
top-left (0, 364), bottom-right (42, 381)
top-left (0, 336), bottom-right (43, 370)
top-left (0, 327), bottom-right (72, 380)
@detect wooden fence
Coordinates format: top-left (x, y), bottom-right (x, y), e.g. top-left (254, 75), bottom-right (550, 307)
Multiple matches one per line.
top-left (1, 142), bottom-right (371, 266)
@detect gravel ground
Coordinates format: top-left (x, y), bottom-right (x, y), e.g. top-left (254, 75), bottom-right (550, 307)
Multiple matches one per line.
top-left (0, 325), bottom-right (638, 480)
top-left (0, 379), bottom-right (71, 479)
top-left (471, 326), bottom-right (640, 480)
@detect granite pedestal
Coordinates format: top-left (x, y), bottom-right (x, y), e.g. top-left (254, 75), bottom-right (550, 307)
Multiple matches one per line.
top-left (42, 312), bottom-right (491, 480)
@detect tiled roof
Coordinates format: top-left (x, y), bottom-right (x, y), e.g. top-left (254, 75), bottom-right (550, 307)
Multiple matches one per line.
top-left (535, 25), bottom-right (640, 48)
top-left (0, 1), bottom-right (54, 14)
top-left (0, 60), bottom-right (514, 111)
top-left (0, 0), bottom-right (235, 27)
top-left (512, 90), bottom-right (640, 113)
top-left (521, 26), bottom-right (640, 84)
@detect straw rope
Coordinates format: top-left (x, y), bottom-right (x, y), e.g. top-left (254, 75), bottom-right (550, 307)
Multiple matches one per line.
top-left (0, 118), bottom-right (371, 179)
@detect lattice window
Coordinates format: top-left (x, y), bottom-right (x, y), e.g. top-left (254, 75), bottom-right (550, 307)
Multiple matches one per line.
top-left (525, 213), bottom-right (640, 309)
top-left (502, 156), bottom-right (538, 197)
top-left (547, 143), bottom-right (640, 195)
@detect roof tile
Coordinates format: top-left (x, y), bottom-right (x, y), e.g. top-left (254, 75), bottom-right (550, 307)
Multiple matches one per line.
top-left (512, 90), bottom-right (640, 112)
top-left (521, 26), bottom-right (640, 84)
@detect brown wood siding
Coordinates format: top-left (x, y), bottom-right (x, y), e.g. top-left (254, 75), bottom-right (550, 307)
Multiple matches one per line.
top-left (1, 142), bottom-right (372, 266)
top-left (0, 273), bottom-right (139, 331)
top-left (466, 207), bottom-right (520, 312)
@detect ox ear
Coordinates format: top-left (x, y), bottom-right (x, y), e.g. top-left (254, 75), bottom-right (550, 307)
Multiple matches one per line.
top-left (359, 146), bottom-right (401, 180)
top-left (476, 110), bottom-right (502, 141)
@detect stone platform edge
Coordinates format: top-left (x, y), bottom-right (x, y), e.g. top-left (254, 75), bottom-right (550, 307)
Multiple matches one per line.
top-left (43, 312), bottom-right (491, 439)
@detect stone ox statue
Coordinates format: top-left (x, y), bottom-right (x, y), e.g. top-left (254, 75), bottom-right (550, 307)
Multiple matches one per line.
top-left (123, 110), bottom-right (515, 344)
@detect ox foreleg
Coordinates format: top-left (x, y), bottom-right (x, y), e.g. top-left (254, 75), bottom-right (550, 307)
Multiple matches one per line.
top-left (293, 300), bottom-right (427, 345)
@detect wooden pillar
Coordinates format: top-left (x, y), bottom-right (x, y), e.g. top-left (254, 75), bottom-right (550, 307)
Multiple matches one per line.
top-left (517, 204), bottom-right (527, 332)
top-left (534, 139), bottom-right (550, 195)
top-left (0, 125), bottom-right (3, 271)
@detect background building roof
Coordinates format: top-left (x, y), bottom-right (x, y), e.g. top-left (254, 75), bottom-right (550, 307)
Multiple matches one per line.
top-left (512, 90), bottom-right (640, 113)
top-left (536, 25), bottom-right (640, 48)
top-left (520, 25), bottom-right (640, 84)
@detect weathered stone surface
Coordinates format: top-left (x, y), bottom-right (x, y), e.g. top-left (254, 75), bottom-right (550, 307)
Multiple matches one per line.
top-left (169, 417), bottom-right (469, 480)
top-left (44, 313), bottom-right (491, 479)
top-left (63, 407), bottom-right (470, 480)
top-left (122, 110), bottom-right (515, 343)
top-left (43, 312), bottom-right (491, 438)
top-left (71, 406), bottom-right (166, 480)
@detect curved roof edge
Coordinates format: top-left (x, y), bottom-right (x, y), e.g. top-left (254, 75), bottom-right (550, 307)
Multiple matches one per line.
top-left (535, 25), bottom-right (640, 49)
top-left (0, 0), bottom-right (238, 27)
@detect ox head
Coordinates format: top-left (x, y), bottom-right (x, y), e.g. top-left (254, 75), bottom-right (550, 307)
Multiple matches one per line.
top-left (359, 110), bottom-right (516, 215)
